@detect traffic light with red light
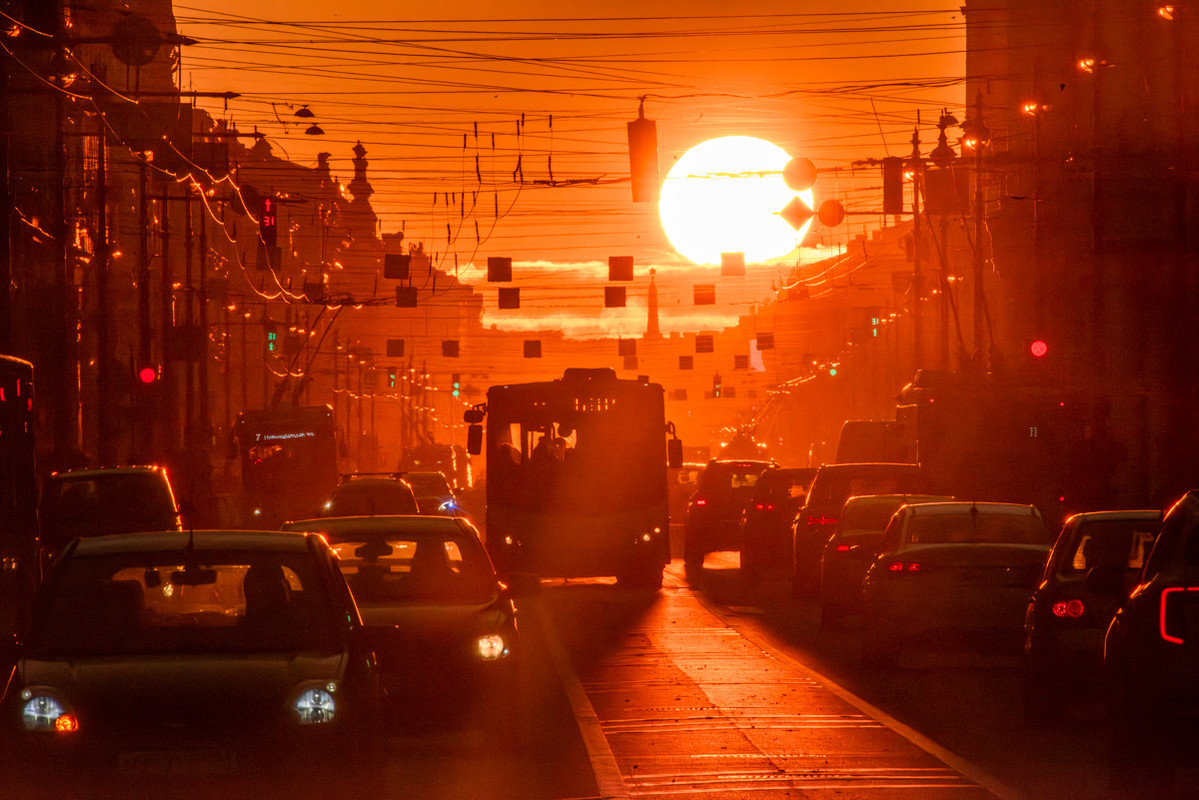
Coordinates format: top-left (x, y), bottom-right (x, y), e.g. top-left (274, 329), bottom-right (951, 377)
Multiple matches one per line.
top-left (137, 365), bottom-right (158, 384)
top-left (260, 195), bottom-right (278, 249)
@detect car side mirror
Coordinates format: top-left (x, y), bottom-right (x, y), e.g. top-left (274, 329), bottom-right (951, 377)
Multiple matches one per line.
top-left (667, 438), bottom-right (683, 469)
top-left (466, 424), bottom-right (483, 456)
top-left (1085, 563), bottom-right (1126, 597)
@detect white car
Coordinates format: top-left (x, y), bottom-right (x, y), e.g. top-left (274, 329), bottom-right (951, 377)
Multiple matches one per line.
top-left (861, 501), bottom-right (1054, 663)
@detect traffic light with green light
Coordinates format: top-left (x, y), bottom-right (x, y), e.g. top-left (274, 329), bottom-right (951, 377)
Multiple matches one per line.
top-left (451, 373), bottom-right (461, 398)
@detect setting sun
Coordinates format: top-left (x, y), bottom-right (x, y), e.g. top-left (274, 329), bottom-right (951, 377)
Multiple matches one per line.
top-left (659, 136), bottom-right (813, 265)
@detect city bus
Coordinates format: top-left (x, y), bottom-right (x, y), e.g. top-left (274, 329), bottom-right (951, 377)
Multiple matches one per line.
top-left (231, 404), bottom-right (340, 528)
top-left (465, 368), bottom-right (682, 589)
top-left (0, 355), bottom-right (38, 638)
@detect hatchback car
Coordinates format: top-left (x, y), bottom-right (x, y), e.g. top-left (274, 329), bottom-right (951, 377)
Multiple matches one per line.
top-left (861, 501), bottom-right (1054, 663)
top-left (1101, 491), bottom-right (1199, 721)
top-left (37, 466), bottom-right (181, 573)
top-left (281, 515), bottom-right (517, 729)
top-left (791, 462), bottom-right (926, 597)
top-left (739, 466), bottom-right (818, 577)
top-left (819, 493), bottom-right (951, 629)
top-left (682, 459), bottom-right (775, 570)
top-left (319, 474), bottom-right (419, 517)
top-left (1022, 509), bottom-right (1161, 718)
top-left (0, 530), bottom-right (381, 797)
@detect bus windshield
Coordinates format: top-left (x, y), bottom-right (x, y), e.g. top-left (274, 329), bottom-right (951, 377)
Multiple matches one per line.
top-left (486, 378), bottom-right (665, 515)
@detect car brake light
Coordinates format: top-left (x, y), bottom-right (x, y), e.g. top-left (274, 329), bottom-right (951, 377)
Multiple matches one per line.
top-left (694, 497), bottom-right (708, 506)
top-left (809, 515), bottom-right (837, 527)
top-left (1052, 599), bottom-right (1085, 619)
top-left (885, 560), bottom-right (924, 573)
top-left (755, 503), bottom-right (764, 511)
top-left (1159, 586), bottom-right (1199, 644)
top-left (836, 543), bottom-right (851, 553)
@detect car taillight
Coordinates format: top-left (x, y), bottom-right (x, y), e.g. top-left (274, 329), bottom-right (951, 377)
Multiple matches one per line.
top-left (809, 515), bottom-right (837, 527)
top-left (1052, 599), bottom-right (1085, 619)
top-left (1159, 586), bottom-right (1199, 644)
top-left (835, 543), bottom-right (851, 553)
top-left (694, 497), bottom-right (708, 506)
top-left (885, 560), bottom-right (924, 574)
top-left (754, 503), bottom-right (775, 511)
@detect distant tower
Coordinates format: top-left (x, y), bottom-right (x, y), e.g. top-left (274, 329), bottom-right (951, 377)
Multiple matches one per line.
top-left (645, 268), bottom-right (662, 339)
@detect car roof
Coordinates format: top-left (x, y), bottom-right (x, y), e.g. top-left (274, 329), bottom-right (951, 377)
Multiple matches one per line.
top-left (335, 476), bottom-right (412, 489)
top-left (46, 465), bottom-right (168, 480)
top-left (68, 530), bottom-right (316, 556)
top-left (1066, 509), bottom-right (1161, 523)
top-left (898, 501), bottom-right (1041, 517)
top-left (282, 515), bottom-right (473, 537)
top-left (818, 462), bottom-right (920, 473)
top-left (843, 493), bottom-right (951, 509)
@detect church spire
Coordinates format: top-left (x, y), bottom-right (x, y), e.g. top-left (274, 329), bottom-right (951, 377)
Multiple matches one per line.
top-left (645, 268), bottom-right (662, 338)
top-left (348, 141), bottom-right (373, 203)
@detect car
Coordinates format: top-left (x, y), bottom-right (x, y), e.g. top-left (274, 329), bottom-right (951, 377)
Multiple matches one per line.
top-left (739, 466), bottom-right (818, 576)
top-left (319, 473), bottom-right (419, 517)
top-left (36, 466), bottom-right (182, 574)
top-left (1021, 508), bottom-right (1161, 719)
top-left (1100, 491), bottom-right (1199, 722)
top-left (818, 493), bottom-right (952, 629)
top-left (280, 515), bottom-right (518, 730)
top-left (860, 501), bottom-right (1054, 663)
top-left (403, 471), bottom-right (462, 516)
top-left (0, 529), bottom-right (381, 797)
top-left (682, 459), bottom-right (775, 570)
top-left (791, 462), bottom-right (926, 597)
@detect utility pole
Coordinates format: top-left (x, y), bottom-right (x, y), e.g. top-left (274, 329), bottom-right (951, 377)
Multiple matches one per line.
top-left (907, 127), bottom-right (924, 368)
top-left (964, 92), bottom-right (991, 366)
top-left (94, 112), bottom-right (114, 463)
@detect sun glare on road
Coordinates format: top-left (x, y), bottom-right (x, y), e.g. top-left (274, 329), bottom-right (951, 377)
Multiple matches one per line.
top-left (659, 136), bottom-right (812, 265)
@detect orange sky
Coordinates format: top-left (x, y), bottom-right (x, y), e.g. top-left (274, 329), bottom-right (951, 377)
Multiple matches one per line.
top-left (176, 2), bottom-right (964, 335)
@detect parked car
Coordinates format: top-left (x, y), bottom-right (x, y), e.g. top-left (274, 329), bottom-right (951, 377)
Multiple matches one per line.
top-left (404, 471), bottom-right (461, 516)
top-left (0, 529), bottom-right (381, 796)
top-left (37, 466), bottom-right (181, 574)
top-left (1022, 508), bottom-right (1161, 719)
top-left (740, 466), bottom-right (818, 576)
top-left (861, 500), bottom-right (1054, 663)
top-left (319, 474), bottom-right (419, 517)
top-left (1100, 491), bottom-right (1199, 721)
top-left (281, 515), bottom-right (518, 730)
top-left (683, 459), bottom-right (775, 570)
top-left (791, 462), bottom-right (926, 597)
top-left (819, 493), bottom-right (952, 628)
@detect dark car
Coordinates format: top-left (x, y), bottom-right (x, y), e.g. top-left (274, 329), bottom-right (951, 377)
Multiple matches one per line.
top-left (739, 466), bottom-right (818, 576)
top-left (790, 462), bottom-right (926, 596)
top-left (281, 515), bottom-right (517, 730)
top-left (1021, 509), bottom-right (1161, 719)
top-left (819, 493), bottom-right (952, 629)
top-left (0, 530), bottom-right (381, 797)
top-left (37, 466), bottom-right (182, 574)
top-left (683, 459), bottom-right (775, 570)
top-left (319, 474), bottom-right (420, 517)
top-left (861, 501), bottom-right (1054, 664)
top-left (1100, 491), bottom-right (1199, 722)
top-left (404, 471), bottom-right (462, 516)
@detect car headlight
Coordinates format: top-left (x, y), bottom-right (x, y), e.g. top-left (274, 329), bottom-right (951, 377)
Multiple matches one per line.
top-left (475, 633), bottom-right (509, 661)
top-left (21, 693), bottom-right (78, 733)
top-left (293, 684), bottom-right (337, 725)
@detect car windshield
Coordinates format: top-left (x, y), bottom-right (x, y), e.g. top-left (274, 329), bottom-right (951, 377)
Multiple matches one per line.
top-left (842, 501), bottom-right (907, 531)
top-left (27, 551), bottom-right (340, 657)
top-left (906, 511), bottom-right (1051, 545)
top-left (326, 532), bottom-right (495, 605)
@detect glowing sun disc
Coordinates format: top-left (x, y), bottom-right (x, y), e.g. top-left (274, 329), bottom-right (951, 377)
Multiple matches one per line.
top-left (659, 136), bottom-right (812, 265)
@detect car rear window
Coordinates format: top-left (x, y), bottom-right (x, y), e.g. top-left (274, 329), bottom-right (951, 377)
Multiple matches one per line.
top-left (907, 511), bottom-right (1051, 545)
top-left (1065, 520), bottom-right (1159, 574)
top-left (39, 474), bottom-right (179, 548)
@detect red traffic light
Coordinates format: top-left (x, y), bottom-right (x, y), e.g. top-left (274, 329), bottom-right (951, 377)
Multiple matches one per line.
top-left (138, 366), bottom-right (158, 384)
top-left (1029, 339), bottom-right (1049, 358)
